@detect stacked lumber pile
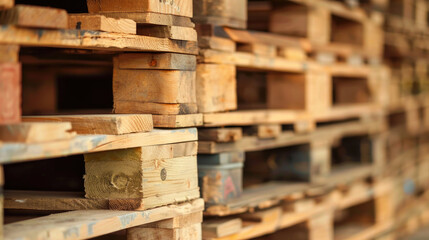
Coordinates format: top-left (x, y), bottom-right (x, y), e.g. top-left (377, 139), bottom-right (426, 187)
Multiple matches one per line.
top-left (0, 0), bottom-right (204, 239)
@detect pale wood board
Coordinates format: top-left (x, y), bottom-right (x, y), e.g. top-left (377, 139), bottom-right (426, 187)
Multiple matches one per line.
top-left (202, 110), bottom-right (310, 127)
top-left (199, 119), bottom-right (383, 154)
top-left (23, 114), bottom-right (153, 135)
top-left (152, 114), bottom-right (203, 128)
top-left (0, 122), bottom-right (75, 143)
top-left (199, 49), bottom-right (318, 73)
top-left (0, 5), bottom-right (67, 29)
top-left (0, 26), bottom-right (197, 54)
top-left (4, 198), bottom-right (204, 240)
top-left (87, 0), bottom-right (193, 18)
top-left (0, 128), bottom-right (198, 164)
top-left (68, 14), bottom-right (136, 34)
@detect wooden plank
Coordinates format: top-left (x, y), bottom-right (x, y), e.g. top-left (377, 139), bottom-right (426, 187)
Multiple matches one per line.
top-left (100, 12), bottom-right (194, 27)
top-left (198, 120), bottom-right (381, 154)
top-left (199, 49), bottom-right (317, 72)
top-left (23, 114), bottom-right (153, 135)
top-left (143, 212), bottom-right (202, 229)
top-left (0, 26), bottom-right (198, 54)
top-left (198, 128), bottom-right (242, 142)
top-left (87, 0), bottom-right (193, 18)
top-left (0, 5), bottom-right (67, 29)
top-left (223, 27), bottom-right (311, 51)
top-left (196, 64), bottom-right (237, 113)
top-left (4, 198), bottom-right (204, 240)
top-left (0, 128), bottom-right (198, 164)
top-left (202, 218), bottom-right (242, 238)
top-left (138, 25), bottom-right (197, 41)
top-left (202, 110), bottom-right (309, 127)
top-left (84, 150), bottom-right (199, 210)
top-left (114, 102), bottom-right (198, 115)
top-left (0, 122), bottom-right (75, 143)
top-left (152, 114), bottom-right (203, 128)
top-left (0, 62), bottom-right (20, 124)
top-left (198, 152), bottom-right (245, 165)
top-left (68, 14), bottom-right (136, 34)
top-left (127, 223), bottom-right (202, 240)
top-left (4, 191), bottom-right (109, 210)
top-left (118, 53), bottom-right (196, 70)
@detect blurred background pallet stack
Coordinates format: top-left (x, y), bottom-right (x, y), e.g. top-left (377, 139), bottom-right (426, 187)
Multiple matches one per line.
top-left (0, 0), bottom-right (429, 239)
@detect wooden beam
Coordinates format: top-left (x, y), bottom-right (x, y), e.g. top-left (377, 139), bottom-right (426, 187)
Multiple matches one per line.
top-left (0, 128), bottom-right (198, 164)
top-left (84, 149), bottom-right (199, 210)
top-left (118, 53), bottom-right (196, 71)
top-left (87, 0), bottom-right (193, 18)
top-left (4, 198), bottom-right (204, 240)
top-left (0, 122), bottom-right (74, 143)
top-left (152, 114), bottom-right (203, 128)
top-left (23, 114), bottom-right (153, 135)
top-left (0, 26), bottom-right (198, 54)
top-left (0, 5), bottom-right (67, 29)
top-left (68, 14), bottom-right (136, 34)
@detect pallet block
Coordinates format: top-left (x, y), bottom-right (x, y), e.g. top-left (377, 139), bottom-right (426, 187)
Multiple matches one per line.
top-left (196, 64), bottom-right (237, 113)
top-left (113, 54), bottom-right (197, 115)
top-left (128, 212), bottom-right (203, 240)
top-left (84, 142), bottom-right (199, 210)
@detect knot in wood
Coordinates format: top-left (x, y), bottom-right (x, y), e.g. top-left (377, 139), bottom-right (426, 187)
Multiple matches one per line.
top-left (160, 168), bottom-right (167, 181)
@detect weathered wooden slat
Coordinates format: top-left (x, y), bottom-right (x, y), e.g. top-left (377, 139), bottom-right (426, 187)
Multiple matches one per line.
top-left (0, 26), bottom-right (198, 54)
top-left (4, 198), bottom-right (204, 240)
top-left (0, 128), bottom-right (198, 164)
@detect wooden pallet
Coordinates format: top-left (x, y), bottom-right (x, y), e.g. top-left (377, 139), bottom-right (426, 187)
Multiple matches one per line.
top-left (198, 118), bottom-right (387, 210)
top-left (0, 3), bottom-right (201, 128)
top-left (202, 179), bottom-right (394, 240)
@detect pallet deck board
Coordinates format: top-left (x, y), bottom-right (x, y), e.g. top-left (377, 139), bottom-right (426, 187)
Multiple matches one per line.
top-left (23, 114), bottom-right (154, 135)
top-left (4, 198), bottom-right (204, 240)
top-left (0, 25), bottom-right (198, 54)
top-left (198, 120), bottom-right (383, 154)
top-left (0, 128), bottom-right (197, 164)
